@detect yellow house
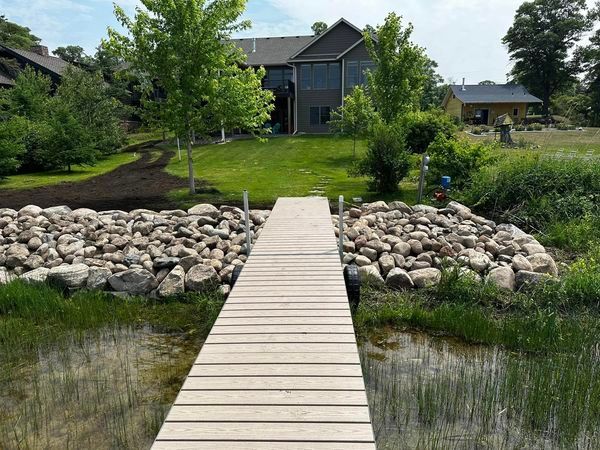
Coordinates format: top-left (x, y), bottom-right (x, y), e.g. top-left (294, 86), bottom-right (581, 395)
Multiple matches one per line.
top-left (442, 81), bottom-right (542, 126)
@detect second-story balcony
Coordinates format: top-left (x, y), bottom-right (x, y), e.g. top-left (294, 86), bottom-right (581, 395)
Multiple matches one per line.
top-left (262, 79), bottom-right (295, 98)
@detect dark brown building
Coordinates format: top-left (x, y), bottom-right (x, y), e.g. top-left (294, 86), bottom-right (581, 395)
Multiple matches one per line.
top-left (0, 45), bottom-right (69, 87)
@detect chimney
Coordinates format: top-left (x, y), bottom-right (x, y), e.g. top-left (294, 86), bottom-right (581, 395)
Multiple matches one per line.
top-left (252, 38), bottom-right (256, 53)
top-left (461, 78), bottom-right (466, 91)
top-left (30, 45), bottom-right (49, 57)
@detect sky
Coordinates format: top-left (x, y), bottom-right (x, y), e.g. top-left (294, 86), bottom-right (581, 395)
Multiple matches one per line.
top-left (0, 0), bottom-right (596, 84)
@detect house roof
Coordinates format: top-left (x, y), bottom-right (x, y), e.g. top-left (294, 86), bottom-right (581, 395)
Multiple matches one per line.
top-left (450, 84), bottom-right (542, 104)
top-left (230, 35), bottom-right (314, 66)
top-left (0, 45), bottom-right (70, 77)
top-left (288, 18), bottom-right (363, 60)
top-left (0, 71), bottom-right (15, 86)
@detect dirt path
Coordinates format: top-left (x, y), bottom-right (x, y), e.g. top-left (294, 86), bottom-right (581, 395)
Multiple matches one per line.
top-left (0, 148), bottom-right (186, 211)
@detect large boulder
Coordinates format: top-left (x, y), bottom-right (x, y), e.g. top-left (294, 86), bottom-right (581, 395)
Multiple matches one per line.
top-left (108, 268), bottom-right (158, 294)
top-left (188, 204), bottom-right (219, 218)
top-left (0, 267), bottom-right (16, 284)
top-left (527, 253), bottom-right (558, 276)
top-left (87, 267), bottom-right (112, 290)
top-left (512, 254), bottom-right (533, 272)
top-left (18, 205), bottom-right (42, 218)
top-left (48, 264), bottom-right (90, 288)
top-left (385, 268), bottom-right (414, 290)
top-left (157, 265), bottom-right (186, 297)
top-left (364, 201), bottom-right (389, 214)
top-left (515, 270), bottom-right (549, 289)
top-left (41, 205), bottom-right (72, 217)
top-left (185, 264), bottom-right (219, 292)
top-left (357, 265), bottom-right (385, 287)
top-left (20, 267), bottom-right (50, 283)
top-left (409, 268), bottom-right (442, 288)
top-left (388, 201), bottom-right (412, 214)
top-left (487, 266), bottom-right (516, 291)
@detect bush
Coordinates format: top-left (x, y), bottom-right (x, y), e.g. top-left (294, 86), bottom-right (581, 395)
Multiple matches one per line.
top-left (426, 135), bottom-right (494, 189)
top-left (399, 110), bottom-right (457, 154)
top-left (556, 123), bottom-right (576, 131)
top-left (462, 155), bottom-right (600, 229)
top-left (0, 116), bottom-right (27, 178)
top-left (527, 123), bottom-right (544, 131)
top-left (471, 126), bottom-right (483, 135)
top-left (514, 124), bottom-right (526, 132)
top-left (350, 122), bottom-right (411, 193)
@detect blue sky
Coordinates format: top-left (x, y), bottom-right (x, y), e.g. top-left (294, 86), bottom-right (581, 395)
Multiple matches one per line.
top-left (0, 0), bottom-right (596, 83)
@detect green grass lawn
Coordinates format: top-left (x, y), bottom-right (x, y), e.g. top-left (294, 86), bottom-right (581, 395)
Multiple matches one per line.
top-left (0, 152), bottom-right (139, 190)
top-left (463, 127), bottom-right (600, 154)
top-left (165, 135), bottom-right (418, 207)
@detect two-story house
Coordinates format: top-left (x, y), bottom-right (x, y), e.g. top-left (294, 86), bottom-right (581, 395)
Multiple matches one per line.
top-left (230, 18), bottom-right (374, 134)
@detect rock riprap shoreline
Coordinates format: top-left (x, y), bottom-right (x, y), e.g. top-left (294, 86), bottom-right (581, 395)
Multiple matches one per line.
top-left (0, 204), bottom-right (269, 297)
top-left (336, 200), bottom-right (558, 291)
top-left (0, 200), bottom-right (557, 295)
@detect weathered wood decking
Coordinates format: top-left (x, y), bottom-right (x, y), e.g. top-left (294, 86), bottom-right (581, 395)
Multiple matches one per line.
top-left (152, 197), bottom-right (376, 449)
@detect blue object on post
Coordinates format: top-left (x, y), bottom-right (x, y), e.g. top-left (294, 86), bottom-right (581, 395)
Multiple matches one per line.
top-left (441, 176), bottom-right (451, 190)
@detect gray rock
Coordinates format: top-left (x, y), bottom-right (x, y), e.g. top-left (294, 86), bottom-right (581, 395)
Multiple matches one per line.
top-left (18, 204), bottom-right (42, 217)
top-left (385, 268), bottom-right (414, 290)
top-left (153, 256), bottom-right (180, 269)
top-left (70, 208), bottom-right (98, 219)
top-left (185, 264), bottom-right (219, 291)
top-left (6, 244), bottom-right (30, 268)
top-left (522, 243), bottom-right (546, 256)
top-left (392, 241), bottom-right (411, 257)
top-left (487, 266), bottom-right (515, 291)
top-left (188, 204), bottom-right (219, 218)
top-left (359, 247), bottom-right (378, 261)
top-left (469, 253), bottom-right (491, 272)
top-left (516, 270), bottom-right (549, 289)
top-left (20, 267), bottom-right (50, 283)
top-left (354, 255), bottom-right (372, 267)
top-left (527, 253), bottom-right (558, 276)
top-left (87, 267), bottom-right (112, 290)
top-left (512, 254), bottom-right (533, 272)
top-left (378, 254), bottom-right (395, 274)
top-left (409, 268), bottom-right (442, 288)
top-left (358, 265), bottom-right (385, 287)
top-left (157, 265), bottom-right (186, 297)
top-left (388, 201), bottom-right (412, 214)
top-left (364, 201), bottom-right (389, 214)
top-left (108, 268), bottom-right (158, 294)
top-left (0, 267), bottom-right (16, 284)
top-left (48, 264), bottom-right (90, 288)
top-left (41, 205), bottom-right (72, 217)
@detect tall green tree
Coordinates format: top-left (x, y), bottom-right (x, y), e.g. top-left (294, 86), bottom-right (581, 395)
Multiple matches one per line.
top-left (311, 22), bottom-right (328, 35)
top-left (6, 66), bottom-right (51, 120)
top-left (0, 116), bottom-right (27, 178)
top-left (0, 15), bottom-right (40, 49)
top-left (329, 86), bottom-right (378, 158)
top-left (364, 12), bottom-right (428, 122)
top-left (53, 45), bottom-right (93, 65)
top-left (107, 0), bottom-right (270, 194)
top-left (577, 5), bottom-right (600, 126)
top-left (420, 58), bottom-right (446, 110)
top-left (56, 67), bottom-right (127, 155)
top-left (502, 0), bottom-right (591, 118)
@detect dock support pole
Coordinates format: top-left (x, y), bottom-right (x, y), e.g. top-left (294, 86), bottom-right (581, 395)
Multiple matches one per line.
top-left (338, 195), bottom-right (344, 259)
top-left (243, 190), bottom-right (252, 256)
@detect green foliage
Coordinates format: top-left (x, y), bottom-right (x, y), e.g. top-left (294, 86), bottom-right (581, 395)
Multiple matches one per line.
top-left (463, 155), bottom-right (600, 229)
top-left (52, 45), bottom-right (92, 65)
top-left (6, 66), bottom-right (51, 120)
top-left (526, 123), bottom-right (544, 131)
top-left (37, 98), bottom-right (98, 172)
top-left (426, 135), bottom-right (494, 189)
top-left (542, 215), bottom-right (600, 252)
top-left (0, 116), bottom-right (27, 177)
top-left (350, 122), bottom-right (411, 193)
top-left (56, 67), bottom-right (127, 155)
top-left (0, 15), bottom-right (40, 49)
top-left (364, 12), bottom-right (428, 122)
top-left (311, 21), bottom-right (328, 35)
top-left (578, 27), bottom-right (600, 126)
top-left (329, 86), bottom-right (378, 157)
top-left (399, 109), bottom-right (457, 154)
top-left (420, 58), bottom-right (446, 110)
top-left (502, 0), bottom-right (591, 117)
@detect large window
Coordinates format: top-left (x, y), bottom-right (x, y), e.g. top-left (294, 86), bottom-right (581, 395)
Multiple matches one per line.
top-left (264, 68), bottom-right (293, 90)
top-left (346, 60), bottom-right (375, 88)
top-left (309, 106), bottom-right (331, 125)
top-left (300, 63), bottom-right (341, 90)
top-left (301, 64), bottom-right (312, 90)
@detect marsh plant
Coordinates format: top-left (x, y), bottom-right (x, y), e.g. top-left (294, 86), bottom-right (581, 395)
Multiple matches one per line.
top-left (361, 331), bottom-right (600, 449)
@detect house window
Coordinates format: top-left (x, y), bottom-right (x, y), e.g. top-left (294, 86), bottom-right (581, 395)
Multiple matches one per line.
top-left (328, 63), bottom-right (340, 89)
top-left (301, 64), bottom-right (312, 90)
top-left (513, 107), bottom-right (519, 116)
top-left (360, 61), bottom-right (375, 84)
top-left (309, 106), bottom-right (331, 125)
top-left (345, 61), bottom-right (359, 89)
top-left (313, 64), bottom-right (327, 89)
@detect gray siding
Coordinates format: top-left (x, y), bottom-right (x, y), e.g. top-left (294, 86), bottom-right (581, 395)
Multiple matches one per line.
top-left (294, 22), bottom-right (362, 59)
top-left (343, 41), bottom-right (370, 60)
top-left (295, 77), bottom-right (342, 133)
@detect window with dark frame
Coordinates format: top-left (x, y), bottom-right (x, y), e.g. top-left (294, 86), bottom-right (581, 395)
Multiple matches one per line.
top-left (313, 64), bottom-right (327, 89)
top-left (328, 63), bottom-right (340, 89)
top-left (310, 106), bottom-right (320, 125)
top-left (320, 106), bottom-right (331, 125)
top-left (513, 108), bottom-right (519, 116)
top-left (345, 61), bottom-right (359, 89)
top-left (301, 64), bottom-right (312, 90)
top-left (309, 106), bottom-right (331, 126)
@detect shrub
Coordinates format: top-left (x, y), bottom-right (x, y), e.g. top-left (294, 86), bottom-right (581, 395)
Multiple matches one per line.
top-left (556, 123), bottom-right (576, 131)
top-left (0, 116), bottom-right (27, 178)
top-left (350, 122), bottom-right (411, 193)
top-left (471, 126), bottom-right (483, 135)
top-left (462, 155), bottom-right (600, 229)
top-left (514, 124), bottom-right (526, 132)
top-left (399, 110), bottom-right (457, 154)
top-left (527, 123), bottom-right (544, 131)
top-left (541, 215), bottom-right (600, 253)
top-left (426, 135), bottom-right (494, 189)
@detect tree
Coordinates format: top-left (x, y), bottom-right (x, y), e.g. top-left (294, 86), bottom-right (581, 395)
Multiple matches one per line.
top-left (502, 0), bottom-right (591, 118)
top-left (577, 6), bottom-right (600, 126)
top-left (329, 86), bottom-right (378, 158)
top-left (107, 0), bottom-right (271, 195)
top-left (6, 66), bottom-right (51, 120)
top-left (479, 80), bottom-right (496, 85)
top-left (350, 122), bottom-right (410, 193)
top-left (53, 45), bottom-right (92, 65)
top-left (364, 12), bottom-right (428, 122)
top-left (311, 22), bottom-right (328, 35)
top-left (420, 58), bottom-right (446, 110)
top-left (0, 116), bottom-right (27, 178)
top-left (56, 67), bottom-right (126, 155)
top-left (399, 110), bottom-right (457, 154)
top-left (211, 64), bottom-right (274, 141)
top-left (0, 15), bottom-right (40, 49)
top-left (38, 98), bottom-right (98, 172)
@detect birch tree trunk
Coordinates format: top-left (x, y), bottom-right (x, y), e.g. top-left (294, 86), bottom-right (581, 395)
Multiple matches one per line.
top-left (187, 131), bottom-right (195, 194)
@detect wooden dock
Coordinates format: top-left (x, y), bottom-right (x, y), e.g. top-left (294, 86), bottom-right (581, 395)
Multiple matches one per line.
top-left (152, 197), bottom-right (376, 449)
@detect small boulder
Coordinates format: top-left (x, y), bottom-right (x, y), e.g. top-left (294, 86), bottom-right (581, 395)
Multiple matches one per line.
top-left (18, 205), bottom-right (42, 218)
top-left (385, 268), bottom-right (414, 290)
top-left (512, 254), bottom-right (533, 272)
top-left (527, 253), bottom-right (558, 276)
top-left (48, 264), bottom-right (90, 288)
top-left (108, 268), bottom-right (158, 294)
top-left (409, 268), bottom-right (442, 288)
top-left (522, 243), bottom-right (546, 256)
top-left (357, 265), bottom-right (385, 287)
top-left (516, 270), bottom-right (549, 289)
top-left (487, 266), bottom-right (515, 291)
top-left (185, 264), bottom-right (219, 291)
top-left (20, 267), bottom-right (50, 283)
top-left (188, 204), bottom-right (219, 218)
top-left (87, 267), bottom-right (112, 290)
top-left (388, 201), bottom-right (412, 214)
top-left (157, 265), bottom-right (186, 297)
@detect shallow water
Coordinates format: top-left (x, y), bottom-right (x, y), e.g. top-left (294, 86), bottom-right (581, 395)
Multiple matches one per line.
top-left (0, 325), bottom-right (199, 449)
top-left (361, 329), bottom-right (600, 449)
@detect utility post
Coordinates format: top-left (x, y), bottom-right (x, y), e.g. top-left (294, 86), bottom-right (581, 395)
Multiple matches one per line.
top-left (417, 154), bottom-right (430, 203)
